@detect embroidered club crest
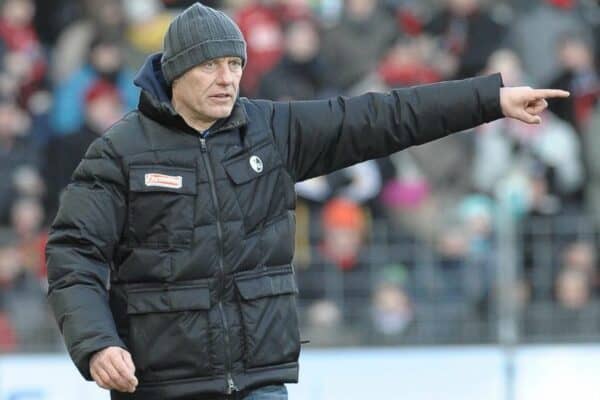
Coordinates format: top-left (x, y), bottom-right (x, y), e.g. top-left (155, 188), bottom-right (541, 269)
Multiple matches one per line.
top-left (249, 155), bottom-right (263, 173)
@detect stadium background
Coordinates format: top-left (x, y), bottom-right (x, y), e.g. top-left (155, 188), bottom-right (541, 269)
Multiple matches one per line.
top-left (1, 0), bottom-right (600, 398)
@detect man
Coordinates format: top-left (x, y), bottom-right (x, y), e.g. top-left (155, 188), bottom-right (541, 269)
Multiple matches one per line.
top-left (45, 3), bottom-right (568, 400)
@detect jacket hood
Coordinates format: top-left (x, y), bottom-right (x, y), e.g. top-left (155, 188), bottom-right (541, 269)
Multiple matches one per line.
top-left (133, 52), bottom-right (248, 133)
top-left (134, 52), bottom-right (180, 123)
top-left (134, 53), bottom-right (172, 105)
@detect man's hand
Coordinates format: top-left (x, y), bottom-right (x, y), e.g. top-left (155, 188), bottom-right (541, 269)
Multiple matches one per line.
top-left (500, 87), bottom-right (570, 124)
top-left (90, 346), bottom-right (138, 393)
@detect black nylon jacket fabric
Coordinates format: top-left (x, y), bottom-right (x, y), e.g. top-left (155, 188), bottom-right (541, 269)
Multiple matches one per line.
top-left (46, 53), bottom-right (504, 399)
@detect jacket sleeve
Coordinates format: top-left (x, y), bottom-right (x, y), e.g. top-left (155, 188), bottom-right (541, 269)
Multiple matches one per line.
top-left (46, 135), bottom-right (127, 380)
top-left (270, 73), bottom-right (504, 182)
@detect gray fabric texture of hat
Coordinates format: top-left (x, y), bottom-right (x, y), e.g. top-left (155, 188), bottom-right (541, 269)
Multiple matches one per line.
top-left (160, 2), bottom-right (247, 85)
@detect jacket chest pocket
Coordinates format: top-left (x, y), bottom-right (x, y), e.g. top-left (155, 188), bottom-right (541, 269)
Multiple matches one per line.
top-left (128, 165), bottom-right (196, 248)
top-left (222, 141), bottom-right (289, 234)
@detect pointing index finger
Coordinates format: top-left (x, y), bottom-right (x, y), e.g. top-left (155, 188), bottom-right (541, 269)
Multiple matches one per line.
top-left (532, 89), bottom-right (570, 99)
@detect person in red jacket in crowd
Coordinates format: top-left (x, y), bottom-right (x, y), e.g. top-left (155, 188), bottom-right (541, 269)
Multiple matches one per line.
top-left (0, 0), bottom-right (46, 104)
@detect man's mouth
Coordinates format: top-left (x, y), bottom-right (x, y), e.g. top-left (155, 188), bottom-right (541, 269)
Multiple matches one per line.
top-left (210, 93), bottom-right (232, 99)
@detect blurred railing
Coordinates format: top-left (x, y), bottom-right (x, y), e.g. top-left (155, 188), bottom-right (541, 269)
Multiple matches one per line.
top-left (2, 214), bottom-right (599, 354)
top-left (295, 213), bottom-right (600, 347)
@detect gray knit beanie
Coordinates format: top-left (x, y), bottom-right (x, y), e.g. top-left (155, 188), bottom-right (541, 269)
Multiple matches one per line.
top-left (160, 3), bottom-right (247, 85)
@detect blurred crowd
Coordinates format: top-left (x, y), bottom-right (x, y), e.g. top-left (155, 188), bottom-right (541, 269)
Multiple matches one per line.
top-left (2, 0), bottom-right (600, 352)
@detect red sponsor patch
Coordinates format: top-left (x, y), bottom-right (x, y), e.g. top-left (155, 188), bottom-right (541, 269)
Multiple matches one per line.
top-left (144, 173), bottom-right (183, 189)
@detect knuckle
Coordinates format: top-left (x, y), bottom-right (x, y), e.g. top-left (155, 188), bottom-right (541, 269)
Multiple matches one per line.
top-left (99, 362), bottom-right (110, 372)
top-left (96, 380), bottom-right (108, 390)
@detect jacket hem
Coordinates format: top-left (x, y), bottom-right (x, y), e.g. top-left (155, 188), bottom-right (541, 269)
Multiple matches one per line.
top-left (110, 362), bottom-right (299, 400)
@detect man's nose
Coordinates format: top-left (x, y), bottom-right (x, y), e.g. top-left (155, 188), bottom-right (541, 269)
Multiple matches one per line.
top-left (216, 64), bottom-right (234, 85)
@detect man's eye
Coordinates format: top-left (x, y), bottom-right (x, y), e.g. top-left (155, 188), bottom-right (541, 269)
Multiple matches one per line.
top-left (230, 60), bottom-right (242, 68)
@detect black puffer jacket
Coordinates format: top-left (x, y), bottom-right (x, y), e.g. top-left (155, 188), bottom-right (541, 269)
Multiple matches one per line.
top-left (46, 53), bottom-right (503, 399)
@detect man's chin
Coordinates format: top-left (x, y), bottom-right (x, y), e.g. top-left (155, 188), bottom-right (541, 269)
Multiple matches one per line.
top-left (212, 105), bottom-right (235, 119)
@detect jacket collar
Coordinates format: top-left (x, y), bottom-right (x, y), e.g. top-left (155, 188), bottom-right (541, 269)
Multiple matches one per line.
top-left (134, 53), bottom-right (248, 134)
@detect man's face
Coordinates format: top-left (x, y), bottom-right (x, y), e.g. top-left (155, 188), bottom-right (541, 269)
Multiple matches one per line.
top-left (172, 56), bottom-right (243, 126)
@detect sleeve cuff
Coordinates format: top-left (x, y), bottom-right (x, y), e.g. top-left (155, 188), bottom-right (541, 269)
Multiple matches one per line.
top-left (477, 72), bottom-right (505, 123)
top-left (73, 338), bottom-right (128, 381)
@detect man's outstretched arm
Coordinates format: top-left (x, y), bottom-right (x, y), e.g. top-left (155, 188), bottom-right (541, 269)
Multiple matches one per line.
top-left (266, 73), bottom-right (568, 182)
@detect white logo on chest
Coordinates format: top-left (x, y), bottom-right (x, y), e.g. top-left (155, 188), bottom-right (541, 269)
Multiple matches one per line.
top-left (144, 173), bottom-right (183, 189)
top-left (249, 155), bottom-right (263, 173)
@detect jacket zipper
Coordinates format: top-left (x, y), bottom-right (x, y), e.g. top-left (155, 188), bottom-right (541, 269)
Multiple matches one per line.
top-left (199, 136), bottom-right (238, 394)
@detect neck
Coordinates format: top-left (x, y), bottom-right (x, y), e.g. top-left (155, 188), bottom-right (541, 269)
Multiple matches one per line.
top-left (172, 97), bottom-right (216, 133)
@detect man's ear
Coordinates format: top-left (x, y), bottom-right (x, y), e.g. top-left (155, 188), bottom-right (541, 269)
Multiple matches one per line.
top-left (171, 76), bottom-right (183, 99)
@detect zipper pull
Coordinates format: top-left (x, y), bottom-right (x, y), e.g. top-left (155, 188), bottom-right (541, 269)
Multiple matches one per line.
top-left (226, 374), bottom-right (238, 394)
top-left (199, 137), bottom-right (207, 152)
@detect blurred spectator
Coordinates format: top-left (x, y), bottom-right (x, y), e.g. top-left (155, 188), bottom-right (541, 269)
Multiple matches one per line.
top-left (33, 0), bottom-right (81, 46)
top-left (547, 32), bottom-right (600, 131)
top-left (387, 0), bottom-right (427, 37)
top-left (0, 97), bottom-right (41, 224)
top-left (44, 80), bottom-right (124, 222)
top-left (296, 160), bottom-right (382, 243)
top-left (0, 0), bottom-right (47, 105)
top-left (234, 1), bottom-right (285, 96)
top-left (525, 263), bottom-right (599, 339)
top-left (51, 36), bottom-right (138, 135)
top-left (483, 48), bottom-right (531, 87)
top-left (561, 241), bottom-right (597, 276)
top-left (51, 0), bottom-right (130, 83)
top-left (380, 128), bottom-right (475, 243)
top-left (0, 229), bottom-right (18, 352)
top-left (474, 114), bottom-right (583, 209)
top-left (320, 198), bottom-right (367, 271)
top-left (321, 0), bottom-right (398, 92)
top-left (0, 229), bottom-right (55, 352)
top-left (124, 0), bottom-right (172, 67)
top-left (555, 268), bottom-right (591, 309)
top-left (457, 194), bottom-right (496, 305)
top-left (370, 264), bottom-right (413, 340)
top-left (506, 0), bottom-right (594, 86)
top-left (425, 0), bottom-right (506, 79)
top-left (301, 299), bottom-right (362, 346)
top-left (296, 161), bottom-right (382, 205)
top-left (458, 195), bottom-right (495, 258)
top-left (296, 198), bottom-right (371, 324)
top-left (474, 49), bottom-right (584, 213)
top-left (258, 18), bottom-right (333, 100)
top-left (10, 197), bottom-right (47, 279)
top-left (435, 223), bottom-right (470, 301)
top-left (584, 102), bottom-right (600, 225)
top-left (380, 154), bottom-right (436, 241)
top-left (377, 36), bottom-right (441, 88)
